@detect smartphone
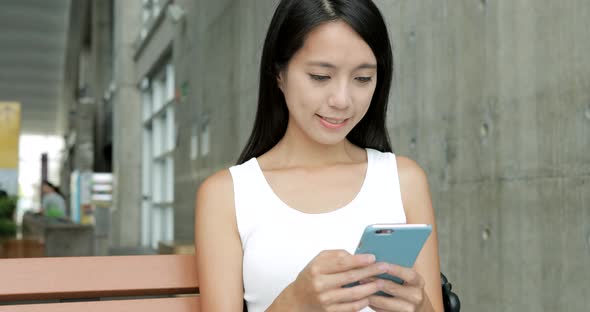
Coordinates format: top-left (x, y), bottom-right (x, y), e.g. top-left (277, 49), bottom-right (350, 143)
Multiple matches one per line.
top-left (345, 224), bottom-right (432, 294)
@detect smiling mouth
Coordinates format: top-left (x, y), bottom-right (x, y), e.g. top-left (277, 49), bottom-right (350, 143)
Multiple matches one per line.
top-left (317, 115), bottom-right (348, 124)
top-left (317, 114), bottom-right (349, 128)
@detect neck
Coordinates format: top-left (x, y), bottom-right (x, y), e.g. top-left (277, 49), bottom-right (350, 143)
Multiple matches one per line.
top-left (268, 117), bottom-right (364, 168)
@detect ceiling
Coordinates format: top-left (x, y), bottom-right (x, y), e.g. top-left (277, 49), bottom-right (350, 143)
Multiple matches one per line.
top-left (0, 0), bottom-right (71, 135)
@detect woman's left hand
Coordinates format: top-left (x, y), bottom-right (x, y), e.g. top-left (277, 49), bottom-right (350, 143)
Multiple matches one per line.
top-left (367, 264), bottom-right (431, 312)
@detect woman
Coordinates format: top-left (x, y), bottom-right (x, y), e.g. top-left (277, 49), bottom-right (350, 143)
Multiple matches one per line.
top-left (41, 180), bottom-right (66, 218)
top-left (195, 0), bottom-right (444, 311)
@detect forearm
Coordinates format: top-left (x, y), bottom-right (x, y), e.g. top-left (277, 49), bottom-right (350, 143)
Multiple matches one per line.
top-left (419, 294), bottom-right (437, 312)
top-left (265, 283), bottom-right (299, 312)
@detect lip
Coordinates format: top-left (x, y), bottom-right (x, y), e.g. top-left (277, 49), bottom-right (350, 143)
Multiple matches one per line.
top-left (317, 114), bottom-right (349, 129)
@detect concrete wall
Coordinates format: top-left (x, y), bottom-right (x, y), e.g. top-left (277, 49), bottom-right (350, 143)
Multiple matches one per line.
top-left (172, 0), bottom-right (277, 243)
top-left (169, 0), bottom-right (590, 310)
top-left (377, 1), bottom-right (590, 311)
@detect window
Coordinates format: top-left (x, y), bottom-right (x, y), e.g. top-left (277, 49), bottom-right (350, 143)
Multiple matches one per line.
top-left (140, 0), bottom-right (163, 40)
top-left (140, 62), bottom-right (175, 249)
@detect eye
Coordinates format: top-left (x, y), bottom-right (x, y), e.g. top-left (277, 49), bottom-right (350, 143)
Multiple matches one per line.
top-left (355, 76), bottom-right (373, 83)
top-left (309, 74), bottom-right (330, 81)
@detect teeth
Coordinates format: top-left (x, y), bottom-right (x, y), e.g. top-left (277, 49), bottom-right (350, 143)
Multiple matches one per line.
top-left (323, 117), bottom-right (345, 124)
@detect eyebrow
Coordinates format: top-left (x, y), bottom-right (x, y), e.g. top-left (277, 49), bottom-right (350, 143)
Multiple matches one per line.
top-left (306, 61), bottom-right (377, 70)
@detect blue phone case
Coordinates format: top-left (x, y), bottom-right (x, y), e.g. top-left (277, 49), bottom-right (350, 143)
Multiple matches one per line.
top-left (347, 224), bottom-right (432, 295)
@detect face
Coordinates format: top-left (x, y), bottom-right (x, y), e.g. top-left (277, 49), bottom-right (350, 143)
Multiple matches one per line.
top-left (42, 183), bottom-right (51, 194)
top-left (278, 20), bottom-right (378, 145)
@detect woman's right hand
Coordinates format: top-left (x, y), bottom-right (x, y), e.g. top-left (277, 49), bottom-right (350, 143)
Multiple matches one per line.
top-left (271, 250), bottom-right (389, 312)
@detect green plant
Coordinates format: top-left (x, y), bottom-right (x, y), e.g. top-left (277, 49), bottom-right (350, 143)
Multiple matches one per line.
top-left (0, 219), bottom-right (17, 237)
top-left (0, 195), bottom-right (17, 237)
top-left (0, 195), bottom-right (17, 219)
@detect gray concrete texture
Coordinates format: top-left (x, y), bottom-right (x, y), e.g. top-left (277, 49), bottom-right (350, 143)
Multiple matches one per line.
top-left (111, 0), bottom-right (143, 248)
top-left (140, 0), bottom-right (589, 310)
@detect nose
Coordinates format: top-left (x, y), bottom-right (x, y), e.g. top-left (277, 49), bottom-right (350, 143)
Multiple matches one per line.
top-left (327, 81), bottom-right (351, 109)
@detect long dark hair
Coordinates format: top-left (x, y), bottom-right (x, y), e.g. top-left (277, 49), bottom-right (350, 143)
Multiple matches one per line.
top-left (237, 0), bottom-right (394, 164)
top-left (42, 180), bottom-right (63, 197)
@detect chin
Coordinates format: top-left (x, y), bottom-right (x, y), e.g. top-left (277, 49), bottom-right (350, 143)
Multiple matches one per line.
top-left (308, 132), bottom-right (349, 146)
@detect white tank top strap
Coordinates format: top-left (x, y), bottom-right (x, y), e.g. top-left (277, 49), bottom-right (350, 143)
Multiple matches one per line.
top-left (357, 148), bottom-right (406, 224)
top-left (229, 158), bottom-right (272, 248)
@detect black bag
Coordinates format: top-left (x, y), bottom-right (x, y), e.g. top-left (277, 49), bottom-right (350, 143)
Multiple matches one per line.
top-left (441, 273), bottom-right (461, 312)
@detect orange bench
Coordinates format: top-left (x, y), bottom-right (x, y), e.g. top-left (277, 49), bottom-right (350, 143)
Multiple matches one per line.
top-left (0, 255), bottom-right (199, 311)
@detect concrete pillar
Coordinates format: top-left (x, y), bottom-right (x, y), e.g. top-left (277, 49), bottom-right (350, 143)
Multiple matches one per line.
top-left (110, 0), bottom-right (142, 248)
top-left (91, 0), bottom-right (113, 172)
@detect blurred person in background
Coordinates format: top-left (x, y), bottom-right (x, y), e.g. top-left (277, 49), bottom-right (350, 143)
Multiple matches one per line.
top-left (40, 180), bottom-right (66, 218)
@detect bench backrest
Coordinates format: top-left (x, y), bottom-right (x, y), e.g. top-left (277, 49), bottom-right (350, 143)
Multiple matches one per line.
top-left (0, 254), bottom-right (199, 311)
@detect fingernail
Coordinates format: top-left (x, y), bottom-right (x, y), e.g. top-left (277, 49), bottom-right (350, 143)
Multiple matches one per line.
top-left (364, 254), bottom-right (376, 263)
top-left (378, 263), bottom-right (388, 271)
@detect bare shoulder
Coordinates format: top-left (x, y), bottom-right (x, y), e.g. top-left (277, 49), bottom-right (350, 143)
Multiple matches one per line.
top-left (197, 169), bottom-right (233, 197)
top-left (395, 156), bottom-right (434, 223)
top-left (396, 155), bottom-right (428, 185)
top-left (195, 169), bottom-right (235, 217)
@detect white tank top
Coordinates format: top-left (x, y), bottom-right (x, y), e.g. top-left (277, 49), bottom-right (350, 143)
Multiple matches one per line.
top-left (229, 148), bottom-right (407, 312)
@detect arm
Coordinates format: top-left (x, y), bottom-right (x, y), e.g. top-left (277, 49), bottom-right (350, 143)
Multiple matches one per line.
top-left (397, 156), bottom-right (444, 312)
top-left (195, 170), bottom-right (245, 311)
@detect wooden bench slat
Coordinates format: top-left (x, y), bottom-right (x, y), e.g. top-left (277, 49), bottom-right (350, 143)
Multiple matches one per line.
top-left (0, 255), bottom-right (198, 301)
top-left (0, 296), bottom-right (199, 312)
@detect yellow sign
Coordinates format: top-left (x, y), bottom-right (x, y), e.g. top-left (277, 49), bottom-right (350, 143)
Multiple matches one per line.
top-left (0, 102), bottom-right (20, 169)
